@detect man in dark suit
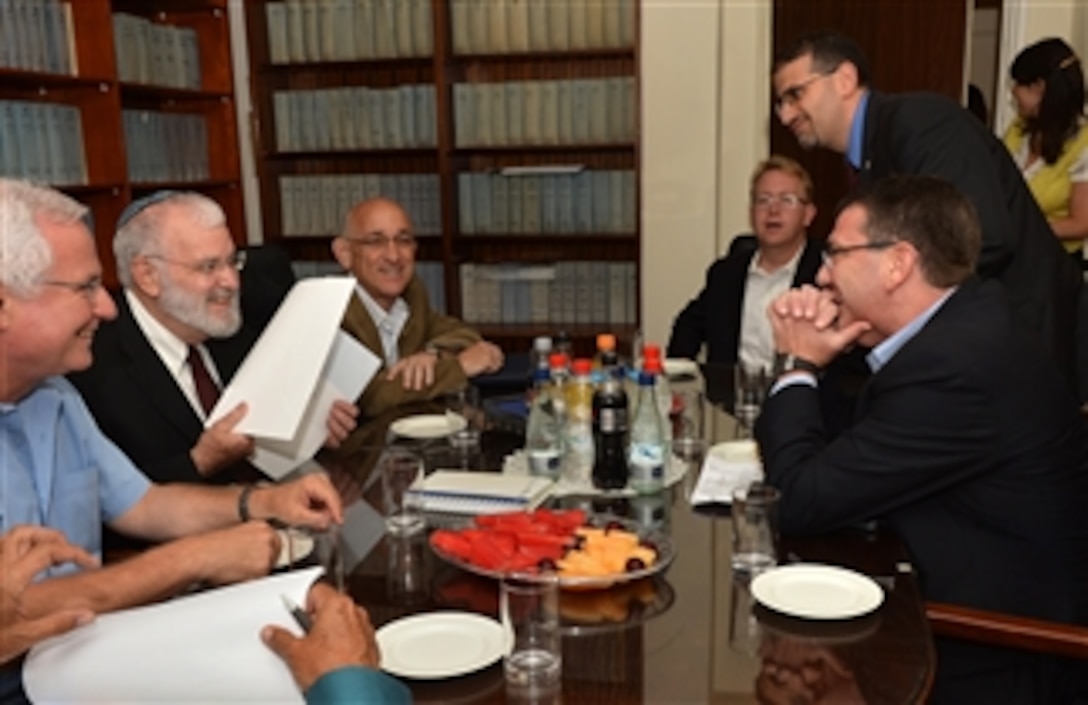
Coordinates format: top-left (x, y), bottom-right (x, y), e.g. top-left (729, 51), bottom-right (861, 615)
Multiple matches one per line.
top-left (756, 176), bottom-right (1088, 703)
top-left (667, 156), bottom-right (823, 368)
top-left (772, 31), bottom-right (1085, 399)
top-left (69, 191), bottom-right (357, 485)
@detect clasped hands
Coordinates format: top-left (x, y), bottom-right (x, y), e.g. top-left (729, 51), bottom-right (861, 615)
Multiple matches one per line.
top-left (768, 285), bottom-right (872, 368)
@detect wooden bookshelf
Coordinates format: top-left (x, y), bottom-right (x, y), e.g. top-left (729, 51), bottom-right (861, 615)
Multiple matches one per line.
top-left (0, 0), bottom-right (245, 286)
top-left (243, 0), bottom-right (640, 351)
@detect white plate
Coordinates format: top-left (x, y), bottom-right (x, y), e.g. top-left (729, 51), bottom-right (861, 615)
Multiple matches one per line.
top-left (390, 413), bottom-right (468, 440)
top-left (273, 530), bottom-right (314, 568)
top-left (663, 358), bottom-right (699, 379)
top-left (376, 612), bottom-right (507, 679)
top-left (750, 564), bottom-right (884, 619)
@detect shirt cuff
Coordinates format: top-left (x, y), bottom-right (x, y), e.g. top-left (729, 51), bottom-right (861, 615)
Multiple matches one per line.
top-left (769, 371), bottom-right (819, 397)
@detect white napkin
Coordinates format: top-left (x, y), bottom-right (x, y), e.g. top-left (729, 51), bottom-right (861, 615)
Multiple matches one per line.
top-left (689, 440), bottom-right (763, 504)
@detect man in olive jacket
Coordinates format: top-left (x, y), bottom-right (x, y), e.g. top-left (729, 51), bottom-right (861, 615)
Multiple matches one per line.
top-left (332, 197), bottom-right (504, 454)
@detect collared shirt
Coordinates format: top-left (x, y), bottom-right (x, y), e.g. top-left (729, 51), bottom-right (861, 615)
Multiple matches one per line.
top-left (0, 377), bottom-right (151, 574)
top-left (738, 244), bottom-right (805, 373)
top-left (770, 287), bottom-right (956, 395)
top-left (126, 289), bottom-right (221, 420)
top-left (355, 284), bottom-right (409, 366)
top-left (866, 289), bottom-right (955, 373)
top-left (846, 90), bottom-right (871, 170)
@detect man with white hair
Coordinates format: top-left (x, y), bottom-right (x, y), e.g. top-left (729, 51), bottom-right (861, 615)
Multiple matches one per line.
top-left (69, 191), bottom-right (357, 485)
top-left (0, 179), bottom-right (344, 702)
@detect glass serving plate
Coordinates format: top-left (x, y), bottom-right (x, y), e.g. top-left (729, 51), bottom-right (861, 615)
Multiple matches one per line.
top-left (427, 514), bottom-right (677, 590)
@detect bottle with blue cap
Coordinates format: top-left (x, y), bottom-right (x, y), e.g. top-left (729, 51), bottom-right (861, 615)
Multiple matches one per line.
top-left (627, 365), bottom-right (666, 494)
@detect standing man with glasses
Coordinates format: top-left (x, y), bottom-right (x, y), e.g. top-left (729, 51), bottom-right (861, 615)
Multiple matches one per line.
top-left (757, 176), bottom-right (1088, 704)
top-left (68, 191), bottom-right (358, 487)
top-left (773, 30), bottom-right (1086, 400)
top-left (332, 196), bottom-right (503, 453)
top-left (667, 156), bottom-right (823, 370)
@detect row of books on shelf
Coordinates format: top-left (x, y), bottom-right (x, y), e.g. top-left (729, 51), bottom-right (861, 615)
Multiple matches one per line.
top-left (264, 0), bottom-right (432, 65)
top-left (461, 261), bottom-right (636, 325)
top-left (290, 258), bottom-right (447, 314)
top-left (450, 0), bottom-right (635, 55)
top-left (0, 99), bottom-right (86, 186)
top-left (122, 110), bottom-right (209, 184)
top-left (452, 77), bottom-right (635, 148)
top-left (0, 0), bottom-right (75, 76)
top-left (458, 169), bottom-right (635, 236)
top-left (273, 85), bottom-right (437, 153)
top-left (112, 13), bottom-right (202, 91)
top-left (279, 173), bottom-right (441, 238)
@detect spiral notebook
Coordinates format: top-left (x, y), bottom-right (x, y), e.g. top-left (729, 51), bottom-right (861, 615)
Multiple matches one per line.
top-left (407, 471), bottom-right (555, 515)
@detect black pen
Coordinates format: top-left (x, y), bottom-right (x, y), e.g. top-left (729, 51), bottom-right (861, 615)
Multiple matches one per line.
top-left (281, 595), bottom-right (312, 633)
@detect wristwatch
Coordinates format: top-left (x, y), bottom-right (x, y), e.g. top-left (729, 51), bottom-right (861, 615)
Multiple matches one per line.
top-left (772, 352), bottom-right (822, 379)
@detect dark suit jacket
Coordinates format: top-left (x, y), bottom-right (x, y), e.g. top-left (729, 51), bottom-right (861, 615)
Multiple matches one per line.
top-left (756, 278), bottom-right (1088, 627)
top-left (666, 237), bottom-right (823, 363)
top-left (860, 92), bottom-right (1083, 391)
top-left (69, 292), bottom-right (259, 485)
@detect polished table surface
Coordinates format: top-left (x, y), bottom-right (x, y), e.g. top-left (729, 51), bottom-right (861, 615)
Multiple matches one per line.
top-left (318, 403), bottom-right (935, 705)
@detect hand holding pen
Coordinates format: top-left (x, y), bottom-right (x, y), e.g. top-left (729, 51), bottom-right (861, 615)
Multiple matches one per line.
top-left (262, 583), bottom-right (382, 691)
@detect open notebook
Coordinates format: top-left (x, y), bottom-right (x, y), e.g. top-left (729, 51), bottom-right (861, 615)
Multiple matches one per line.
top-left (407, 470), bottom-right (554, 515)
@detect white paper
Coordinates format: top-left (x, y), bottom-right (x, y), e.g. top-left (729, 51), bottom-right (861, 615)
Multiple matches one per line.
top-left (25, 568), bottom-right (324, 704)
top-left (689, 441), bottom-right (763, 505)
top-left (209, 277), bottom-right (354, 437)
top-left (206, 277), bottom-right (380, 479)
top-left (251, 331), bottom-right (380, 479)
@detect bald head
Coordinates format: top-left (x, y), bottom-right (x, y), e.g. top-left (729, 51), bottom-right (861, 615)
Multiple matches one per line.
top-left (332, 198), bottom-right (418, 311)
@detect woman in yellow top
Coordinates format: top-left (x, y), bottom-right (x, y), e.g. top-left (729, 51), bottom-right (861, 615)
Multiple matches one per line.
top-left (1004, 37), bottom-right (1088, 260)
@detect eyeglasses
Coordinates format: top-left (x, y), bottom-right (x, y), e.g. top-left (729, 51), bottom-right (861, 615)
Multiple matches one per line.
top-left (346, 234), bottom-right (417, 250)
top-left (774, 73), bottom-right (831, 113)
top-left (752, 193), bottom-right (808, 210)
top-left (145, 251), bottom-right (247, 276)
top-left (821, 240), bottom-right (896, 263)
top-left (42, 276), bottom-right (105, 301)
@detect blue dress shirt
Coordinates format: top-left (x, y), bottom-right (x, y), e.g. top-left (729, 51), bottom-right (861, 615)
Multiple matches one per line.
top-left (0, 376), bottom-right (150, 570)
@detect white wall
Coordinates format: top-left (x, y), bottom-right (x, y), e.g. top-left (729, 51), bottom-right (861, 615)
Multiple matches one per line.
top-left (640, 0), bottom-right (772, 350)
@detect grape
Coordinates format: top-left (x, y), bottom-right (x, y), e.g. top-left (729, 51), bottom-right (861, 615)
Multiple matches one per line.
top-left (605, 520), bottom-right (626, 533)
top-left (625, 557), bottom-right (646, 572)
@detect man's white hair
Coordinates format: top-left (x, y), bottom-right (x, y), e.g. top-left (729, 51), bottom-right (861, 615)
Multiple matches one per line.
top-left (113, 191), bottom-right (226, 289)
top-left (0, 178), bottom-right (89, 297)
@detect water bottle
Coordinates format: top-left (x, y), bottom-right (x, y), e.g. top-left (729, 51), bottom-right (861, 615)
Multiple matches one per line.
top-left (563, 358), bottom-right (596, 485)
top-left (642, 352), bottom-right (673, 452)
top-left (525, 368), bottom-right (562, 479)
top-left (529, 336), bottom-right (552, 382)
top-left (627, 369), bottom-right (665, 494)
top-left (592, 370), bottom-right (629, 490)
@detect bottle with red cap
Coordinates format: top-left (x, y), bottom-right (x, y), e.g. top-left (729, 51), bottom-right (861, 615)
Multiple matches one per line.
top-left (641, 345), bottom-right (673, 451)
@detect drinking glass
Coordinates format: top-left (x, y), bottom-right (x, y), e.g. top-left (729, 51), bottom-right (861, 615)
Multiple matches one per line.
top-left (283, 524), bottom-right (345, 592)
top-left (501, 573), bottom-right (562, 693)
top-left (446, 385), bottom-right (482, 449)
top-left (379, 448), bottom-right (426, 536)
top-left (733, 364), bottom-right (769, 437)
top-left (731, 482), bottom-right (780, 572)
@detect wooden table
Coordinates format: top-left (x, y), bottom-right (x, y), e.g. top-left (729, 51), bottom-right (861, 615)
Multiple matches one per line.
top-left (319, 415), bottom-right (935, 704)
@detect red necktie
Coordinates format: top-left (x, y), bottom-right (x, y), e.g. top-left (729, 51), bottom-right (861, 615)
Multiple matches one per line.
top-left (188, 345), bottom-right (220, 416)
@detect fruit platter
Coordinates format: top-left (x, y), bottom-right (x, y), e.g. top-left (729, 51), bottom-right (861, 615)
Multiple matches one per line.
top-left (428, 508), bottom-right (676, 589)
